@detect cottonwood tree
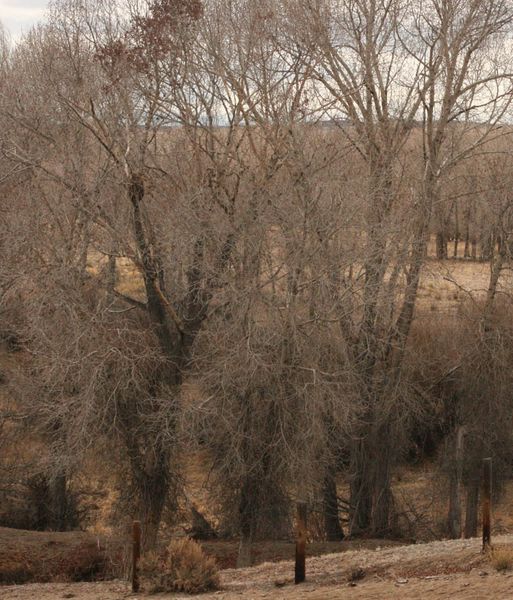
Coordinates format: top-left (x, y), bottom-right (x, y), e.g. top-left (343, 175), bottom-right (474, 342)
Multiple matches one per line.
top-left (0, 21), bottom-right (108, 528)
top-left (151, 0), bottom-right (367, 563)
top-left (3, 0), bottom-right (513, 549)
top-left (444, 150), bottom-right (513, 538)
top-left (0, 0), bottom-right (242, 546)
top-left (183, 0), bottom-right (344, 561)
top-left (412, 0), bottom-right (513, 538)
top-left (287, 0), bottom-right (428, 535)
top-left (291, 0), bottom-right (513, 534)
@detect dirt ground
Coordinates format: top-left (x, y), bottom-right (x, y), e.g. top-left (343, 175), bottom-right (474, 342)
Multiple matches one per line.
top-left (3, 575), bottom-right (512, 600)
top-left (3, 535), bottom-right (513, 600)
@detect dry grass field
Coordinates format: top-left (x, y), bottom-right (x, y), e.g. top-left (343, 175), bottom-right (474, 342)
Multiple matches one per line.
top-left (3, 535), bottom-right (513, 599)
top-left (91, 238), bottom-right (511, 316)
top-left (417, 258), bottom-right (513, 312)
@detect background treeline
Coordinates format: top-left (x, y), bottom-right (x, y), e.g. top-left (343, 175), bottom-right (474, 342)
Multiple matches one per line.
top-left (2, 0), bottom-right (513, 562)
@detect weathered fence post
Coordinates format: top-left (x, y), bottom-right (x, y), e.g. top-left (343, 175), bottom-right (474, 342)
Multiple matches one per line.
top-left (295, 502), bottom-right (307, 584)
top-left (132, 520), bottom-right (141, 592)
top-left (482, 458), bottom-right (492, 551)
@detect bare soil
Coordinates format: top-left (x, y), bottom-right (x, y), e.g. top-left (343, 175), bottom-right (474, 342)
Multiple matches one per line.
top-left (3, 535), bottom-right (513, 599)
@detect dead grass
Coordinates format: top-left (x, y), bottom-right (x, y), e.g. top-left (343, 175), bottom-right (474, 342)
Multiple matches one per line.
top-left (84, 238), bottom-right (513, 317)
top-left (3, 535), bottom-right (513, 598)
top-left (489, 545), bottom-right (513, 572)
top-left (0, 527), bottom-right (115, 584)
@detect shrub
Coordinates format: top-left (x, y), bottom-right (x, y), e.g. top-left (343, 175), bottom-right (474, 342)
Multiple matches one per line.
top-left (140, 538), bottom-right (220, 594)
top-left (490, 547), bottom-right (513, 572)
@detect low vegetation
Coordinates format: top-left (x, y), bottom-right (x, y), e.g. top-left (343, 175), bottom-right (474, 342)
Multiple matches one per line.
top-left (0, 528), bottom-right (111, 585)
top-left (489, 546), bottom-right (513, 572)
top-left (140, 538), bottom-right (219, 594)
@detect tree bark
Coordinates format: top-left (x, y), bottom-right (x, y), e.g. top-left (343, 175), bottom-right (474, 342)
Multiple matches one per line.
top-left (138, 448), bottom-right (171, 551)
top-left (447, 427), bottom-right (464, 539)
top-left (453, 201), bottom-right (459, 258)
top-left (436, 229), bottom-right (448, 259)
top-left (481, 232), bottom-right (494, 261)
top-left (50, 474), bottom-right (69, 531)
top-left (237, 477), bottom-right (255, 568)
top-left (121, 407), bottom-right (172, 552)
top-left (323, 470), bottom-right (344, 541)
top-left (350, 424), bottom-right (393, 537)
top-left (471, 236), bottom-right (477, 260)
top-left (464, 204), bottom-right (471, 258)
top-left (464, 478), bottom-right (480, 538)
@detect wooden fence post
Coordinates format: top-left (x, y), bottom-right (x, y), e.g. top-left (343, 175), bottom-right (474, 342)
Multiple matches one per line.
top-left (295, 502), bottom-right (307, 584)
top-left (482, 458), bottom-right (492, 551)
top-left (132, 520), bottom-right (141, 592)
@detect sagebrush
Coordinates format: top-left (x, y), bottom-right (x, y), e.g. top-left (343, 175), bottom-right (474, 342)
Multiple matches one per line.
top-left (140, 538), bottom-right (219, 594)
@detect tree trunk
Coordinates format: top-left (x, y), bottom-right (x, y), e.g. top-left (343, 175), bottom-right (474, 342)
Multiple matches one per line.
top-left (349, 157), bottom-right (412, 538)
top-left (447, 427), bottom-right (464, 539)
top-left (237, 478), bottom-right (255, 567)
top-left (139, 453), bottom-right (170, 551)
top-left (481, 232), bottom-right (494, 261)
top-left (323, 470), bottom-right (344, 541)
top-left (464, 478), bottom-right (480, 538)
top-left (50, 474), bottom-right (69, 531)
top-left (350, 425), bottom-right (393, 537)
top-left (447, 471), bottom-right (461, 539)
top-left (372, 450), bottom-right (393, 535)
top-left (123, 422), bottom-right (171, 551)
top-left (349, 438), bottom-right (373, 535)
top-left (464, 228), bottom-right (470, 258)
top-left (436, 230), bottom-right (448, 259)
top-left (453, 202), bottom-right (459, 258)
top-left (237, 534), bottom-right (253, 568)
top-left (464, 203), bottom-right (471, 258)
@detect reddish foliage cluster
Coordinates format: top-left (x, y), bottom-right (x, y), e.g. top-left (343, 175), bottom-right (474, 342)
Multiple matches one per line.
top-left (96, 0), bottom-right (202, 76)
top-left (95, 39), bottom-right (129, 75)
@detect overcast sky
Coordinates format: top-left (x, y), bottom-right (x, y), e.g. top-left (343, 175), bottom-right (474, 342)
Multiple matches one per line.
top-left (1, 0), bottom-right (47, 40)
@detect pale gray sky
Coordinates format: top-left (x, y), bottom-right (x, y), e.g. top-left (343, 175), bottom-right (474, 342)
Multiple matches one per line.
top-left (1, 0), bottom-right (48, 40)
